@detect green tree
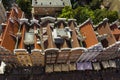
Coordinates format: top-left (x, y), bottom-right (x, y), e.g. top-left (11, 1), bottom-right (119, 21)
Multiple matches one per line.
top-left (107, 11), bottom-right (118, 23)
top-left (59, 6), bottom-right (74, 19)
top-left (2, 0), bottom-right (12, 10)
top-left (71, 0), bottom-right (80, 9)
top-left (89, 0), bottom-right (103, 10)
top-left (74, 6), bottom-right (95, 23)
top-left (16, 0), bottom-right (32, 18)
top-left (93, 9), bottom-right (107, 24)
top-left (94, 9), bottom-right (118, 24)
top-left (59, 2), bottom-right (119, 24)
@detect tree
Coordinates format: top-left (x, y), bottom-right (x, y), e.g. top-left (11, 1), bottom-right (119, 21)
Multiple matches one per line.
top-left (89, 0), bottom-right (103, 10)
top-left (74, 6), bottom-right (95, 23)
top-left (94, 9), bottom-right (118, 24)
top-left (93, 9), bottom-right (107, 24)
top-left (107, 11), bottom-right (118, 23)
top-left (59, 1), bottom-right (119, 24)
top-left (2, 0), bottom-right (14, 10)
top-left (59, 6), bottom-right (74, 19)
top-left (16, 0), bottom-right (32, 18)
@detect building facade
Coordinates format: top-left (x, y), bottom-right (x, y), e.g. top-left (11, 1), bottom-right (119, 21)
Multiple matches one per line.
top-left (32, 0), bottom-right (71, 18)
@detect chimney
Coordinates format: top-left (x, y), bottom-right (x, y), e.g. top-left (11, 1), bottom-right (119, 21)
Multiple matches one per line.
top-left (95, 18), bottom-right (116, 47)
top-left (79, 19), bottom-right (98, 48)
top-left (110, 21), bottom-right (120, 41)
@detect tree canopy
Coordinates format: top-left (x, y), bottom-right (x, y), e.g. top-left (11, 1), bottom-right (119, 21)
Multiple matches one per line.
top-left (2, 0), bottom-right (13, 10)
top-left (59, 6), bottom-right (118, 24)
top-left (89, 0), bottom-right (103, 10)
top-left (2, 0), bottom-right (119, 23)
top-left (59, 6), bottom-right (74, 19)
top-left (16, 0), bottom-right (32, 18)
top-left (93, 9), bottom-right (118, 24)
top-left (74, 6), bottom-right (95, 23)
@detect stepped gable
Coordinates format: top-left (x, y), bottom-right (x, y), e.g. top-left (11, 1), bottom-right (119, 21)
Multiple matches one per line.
top-left (78, 19), bottom-right (103, 62)
top-left (68, 19), bottom-right (87, 63)
top-left (54, 18), bottom-right (71, 72)
top-left (0, 5), bottom-right (23, 65)
top-left (110, 20), bottom-right (120, 41)
top-left (41, 17), bottom-right (59, 65)
top-left (79, 18), bottom-right (98, 48)
top-left (1, 6), bottom-right (23, 52)
top-left (30, 18), bottom-right (44, 66)
top-left (95, 18), bottom-right (116, 48)
top-left (55, 18), bottom-right (71, 64)
top-left (14, 18), bottom-right (33, 66)
top-left (95, 19), bottom-right (120, 61)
